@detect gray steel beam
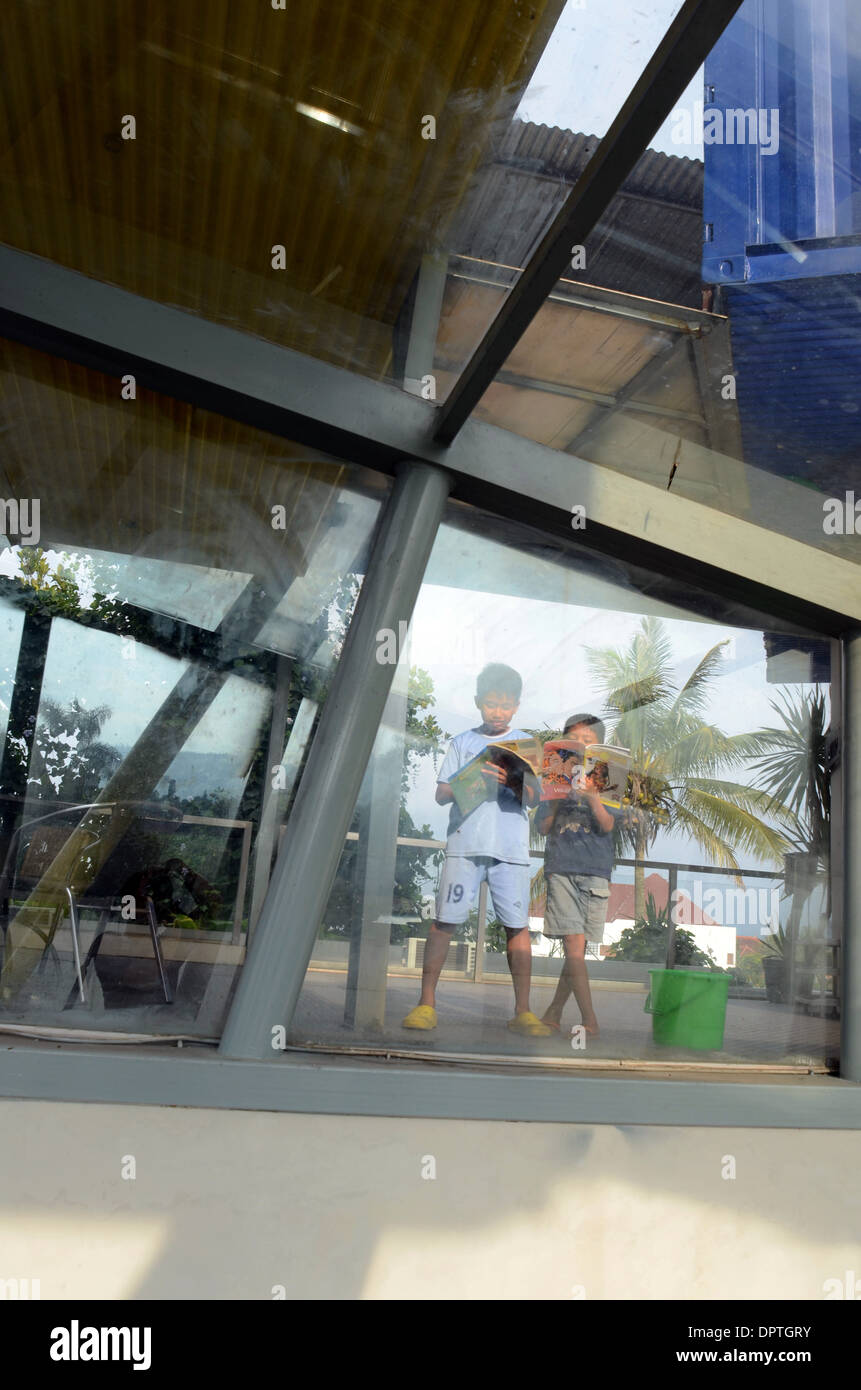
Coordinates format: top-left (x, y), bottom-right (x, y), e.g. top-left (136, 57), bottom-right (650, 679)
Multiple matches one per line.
top-left (432, 0), bottom-right (746, 445)
top-left (0, 244), bottom-right (856, 631)
top-left (841, 634), bottom-right (861, 1081)
top-left (344, 650), bottom-right (410, 1030)
top-left (247, 655), bottom-right (295, 932)
top-left (219, 461), bottom-right (451, 1060)
top-left (403, 253), bottom-right (447, 397)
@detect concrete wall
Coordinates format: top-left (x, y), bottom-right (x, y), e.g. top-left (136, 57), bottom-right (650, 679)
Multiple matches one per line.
top-left (1, 1099), bottom-right (860, 1299)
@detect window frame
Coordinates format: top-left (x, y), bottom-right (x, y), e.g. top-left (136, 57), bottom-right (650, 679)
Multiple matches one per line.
top-left (0, 254), bottom-right (858, 1123)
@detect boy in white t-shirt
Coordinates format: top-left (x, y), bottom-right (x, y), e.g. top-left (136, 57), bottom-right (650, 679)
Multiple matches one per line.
top-left (401, 663), bottom-right (552, 1037)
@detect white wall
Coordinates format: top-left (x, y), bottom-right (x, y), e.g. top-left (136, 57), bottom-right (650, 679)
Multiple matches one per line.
top-left (1, 1099), bottom-right (859, 1300)
top-left (530, 920), bottom-right (736, 966)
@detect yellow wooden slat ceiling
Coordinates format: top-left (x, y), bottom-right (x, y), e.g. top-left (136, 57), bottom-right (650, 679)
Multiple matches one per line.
top-left (0, 0), bottom-right (564, 379)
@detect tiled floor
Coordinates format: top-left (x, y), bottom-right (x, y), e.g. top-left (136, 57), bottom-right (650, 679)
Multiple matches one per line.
top-left (291, 969), bottom-right (840, 1067)
top-left (0, 951), bottom-right (840, 1069)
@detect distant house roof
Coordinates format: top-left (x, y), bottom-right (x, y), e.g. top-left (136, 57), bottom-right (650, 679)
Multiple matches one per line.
top-left (607, 874), bottom-right (718, 927)
top-left (451, 122), bottom-right (705, 308)
top-left (530, 872), bottom-right (718, 927)
top-left (736, 935), bottom-right (769, 958)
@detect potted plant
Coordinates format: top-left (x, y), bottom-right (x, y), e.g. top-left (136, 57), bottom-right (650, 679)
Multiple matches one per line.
top-left (760, 925), bottom-right (790, 1003)
top-left (751, 691), bottom-right (831, 1010)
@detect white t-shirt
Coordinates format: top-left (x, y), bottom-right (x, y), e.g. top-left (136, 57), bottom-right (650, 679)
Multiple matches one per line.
top-left (438, 726), bottom-right (532, 864)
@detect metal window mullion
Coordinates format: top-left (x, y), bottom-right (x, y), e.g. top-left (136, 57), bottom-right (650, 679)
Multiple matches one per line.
top-left (840, 632), bottom-right (861, 1080)
top-left (219, 460), bottom-right (451, 1060)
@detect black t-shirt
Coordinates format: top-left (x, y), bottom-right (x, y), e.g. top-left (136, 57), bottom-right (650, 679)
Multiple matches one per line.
top-left (544, 798), bottom-right (622, 879)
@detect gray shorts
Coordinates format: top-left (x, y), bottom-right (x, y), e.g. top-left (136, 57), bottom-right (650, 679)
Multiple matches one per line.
top-left (543, 873), bottom-right (610, 940)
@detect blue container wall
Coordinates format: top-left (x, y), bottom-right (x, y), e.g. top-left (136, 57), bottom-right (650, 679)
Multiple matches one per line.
top-left (704, 0), bottom-right (861, 287)
top-left (725, 275), bottom-right (861, 489)
top-left (702, 0), bottom-right (861, 494)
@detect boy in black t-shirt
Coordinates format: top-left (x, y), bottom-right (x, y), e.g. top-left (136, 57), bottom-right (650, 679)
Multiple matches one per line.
top-left (534, 713), bottom-right (622, 1038)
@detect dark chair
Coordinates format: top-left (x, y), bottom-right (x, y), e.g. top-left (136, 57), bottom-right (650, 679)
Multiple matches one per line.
top-left (0, 803), bottom-right (174, 1008)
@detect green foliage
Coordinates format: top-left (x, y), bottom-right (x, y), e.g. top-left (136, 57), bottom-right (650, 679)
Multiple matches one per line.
top-left (27, 698), bottom-right (121, 803)
top-left (748, 689), bottom-right (830, 858)
top-left (607, 893), bottom-right (716, 966)
top-left (404, 665), bottom-right (447, 792)
top-left (459, 907), bottom-right (507, 953)
top-left (730, 953), bottom-right (766, 989)
top-left (759, 923), bottom-right (790, 960)
top-left (16, 547), bottom-right (130, 628)
top-left (171, 788), bottom-right (232, 819)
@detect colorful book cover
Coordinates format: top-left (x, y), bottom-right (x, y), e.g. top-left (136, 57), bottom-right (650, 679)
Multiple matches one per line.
top-left (540, 741), bottom-right (631, 808)
top-left (447, 738), bottom-right (541, 817)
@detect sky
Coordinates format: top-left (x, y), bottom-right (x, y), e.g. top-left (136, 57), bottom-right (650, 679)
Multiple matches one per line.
top-left (400, 581), bottom-right (792, 844)
top-left (515, 0), bottom-right (706, 160)
top-left (386, 516), bottom-right (828, 934)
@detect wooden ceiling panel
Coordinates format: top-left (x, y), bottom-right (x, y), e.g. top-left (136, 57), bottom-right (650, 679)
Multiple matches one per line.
top-left (0, 0), bottom-right (564, 378)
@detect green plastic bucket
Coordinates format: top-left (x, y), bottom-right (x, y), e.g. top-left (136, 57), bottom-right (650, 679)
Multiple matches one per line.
top-left (644, 968), bottom-right (731, 1051)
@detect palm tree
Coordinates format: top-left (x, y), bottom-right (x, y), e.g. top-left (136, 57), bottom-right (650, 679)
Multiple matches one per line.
top-left (586, 616), bottom-right (794, 921)
top-left (748, 690), bottom-right (831, 998)
top-left (748, 689), bottom-right (829, 860)
top-left (28, 698), bottom-right (121, 803)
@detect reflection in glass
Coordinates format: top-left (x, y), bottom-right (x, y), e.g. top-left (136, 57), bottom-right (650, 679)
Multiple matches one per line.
top-left (0, 339), bottom-right (386, 1036)
top-left (437, 2), bottom-right (861, 567)
top-left (293, 500), bottom-right (837, 1070)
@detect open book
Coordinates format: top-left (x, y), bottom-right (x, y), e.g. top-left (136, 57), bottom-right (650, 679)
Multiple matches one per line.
top-left (540, 741), bottom-right (631, 808)
top-left (447, 738), bottom-right (542, 817)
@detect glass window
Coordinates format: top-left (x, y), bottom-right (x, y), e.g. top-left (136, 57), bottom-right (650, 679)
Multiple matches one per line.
top-left (292, 498), bottom-right (838, 1072)
top-left (0, 0), bottom-right (556, 386)
top-left (0, 1), bottom-right (693, 396)
top-left (0, 337), bottom-right (388, 1037)
top-left (434, 1), bottom-right (861, 569)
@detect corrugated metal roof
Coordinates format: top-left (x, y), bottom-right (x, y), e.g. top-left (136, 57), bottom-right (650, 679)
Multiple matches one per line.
top-left (451, 120), bottom-right (705, 307)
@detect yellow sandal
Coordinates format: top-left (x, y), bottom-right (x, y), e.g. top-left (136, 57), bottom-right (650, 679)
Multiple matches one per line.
top-left (507, 1010), bottom-right (554, 1037)
top-left (401, 1004), bottom-right (438, 1030)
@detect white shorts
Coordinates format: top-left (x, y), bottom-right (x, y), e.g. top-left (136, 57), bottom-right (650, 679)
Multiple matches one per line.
top-left (436, 855), bottom-right (530, 930)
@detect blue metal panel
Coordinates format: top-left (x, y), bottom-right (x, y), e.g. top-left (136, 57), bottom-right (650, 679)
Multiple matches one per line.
top-left (704, 0), bottom-right (861, 285)
top-left (725, 275), bottom-right (861, 492)
top-left (744, 239), bottom-right (861, 282)
top-left (702, 1), bottom-right (760, 282)
top-left (704, 0), bottom-right (861, 495)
